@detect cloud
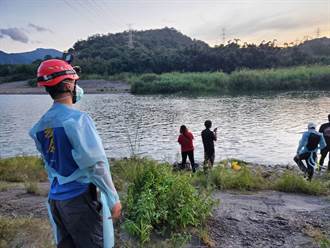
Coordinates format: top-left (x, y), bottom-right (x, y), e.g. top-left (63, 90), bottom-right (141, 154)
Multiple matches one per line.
top-left (191, 11), bottom-right (326, 43)
top-left (28, 23), bottom-right (53, 33)
top-left (0, 28), bottom-right (29, 43)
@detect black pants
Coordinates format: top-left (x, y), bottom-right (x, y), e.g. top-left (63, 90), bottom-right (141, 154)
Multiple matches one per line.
top-left (319, 147), bottom-right (330, 170)
top-left (49, 186), bottom-right (103, 248)
top-left (181, 150), bottom-right (195, 172)
top-left (294, 152), bottom-right (316, 181)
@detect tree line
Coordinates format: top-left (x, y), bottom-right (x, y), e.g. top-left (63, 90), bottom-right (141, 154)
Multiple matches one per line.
top-left (0, 28), bottom-right (329, 83)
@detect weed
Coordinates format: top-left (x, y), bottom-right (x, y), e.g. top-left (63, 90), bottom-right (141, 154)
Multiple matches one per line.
top-left (274, 170), bottom-right (327, 195)
top-left (24, 181), bottom-right (41, 195)
top-left (0, 156), bottom-right (47, 182)
top-left (120, 158), bottom-right (216, 244)
top-left (0, 217), bottom-right (53, 248)
top-left (130, 65), bottom-right (330, 94)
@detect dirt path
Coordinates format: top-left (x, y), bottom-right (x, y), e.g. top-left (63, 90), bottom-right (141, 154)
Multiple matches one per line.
top-left (0, 80), bottom-right (130, 94)
top-left (1, 184), bottom-right (329, 247)
top-left (208, 191), bottom-right (330, 248)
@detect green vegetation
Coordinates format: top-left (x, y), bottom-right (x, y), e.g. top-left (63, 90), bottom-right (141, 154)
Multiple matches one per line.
top-left (0, 217), bottom-right (53, 248)
top-left (0, 156), bottom-right (47, 182)
top-left (0, 63), bottom-right (39, 83)
top-left (1, 28), bottom-right (330, 85)
top-left (0, 181), bottom-right (17, 192)
top-left (130, 65), bottom-right (330, 94)
top-left (274, 170), bottom-right (327, 195)
top-left (113, 158), bottom-right (216, 244)
top-left (73, 29), bottom-right (330, 75)
top-left (0, 156), bottom-right (329, 247)
top-left (24, 181), bottom-right (41, 195)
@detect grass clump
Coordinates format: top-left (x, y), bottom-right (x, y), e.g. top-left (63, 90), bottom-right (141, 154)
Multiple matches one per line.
top-left (0, 217), bottom-right (53, 248)
top-left (0, 156), bottom-right (47, 182)
top-left (130, 65), bottom-right (330, 94)
top-left (24, 181), bottom-right (41, 195)
top-left (0, 181), bottom-right (17, 192)
top-left (118, 158), bottom-right (216, 245)
top-left (210, 166), bottom-right (266, 191)
top-left (274, 170), bottom-right (327, 195)
top-left (192, 160), bottom-right (267, 191)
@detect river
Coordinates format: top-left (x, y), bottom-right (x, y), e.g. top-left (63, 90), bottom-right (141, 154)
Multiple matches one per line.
top-left (0, 92), bottom-right (329, 165)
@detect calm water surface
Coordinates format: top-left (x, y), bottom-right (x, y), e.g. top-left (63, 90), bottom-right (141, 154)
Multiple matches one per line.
top-left (1, 92), bottom-right (329, 165)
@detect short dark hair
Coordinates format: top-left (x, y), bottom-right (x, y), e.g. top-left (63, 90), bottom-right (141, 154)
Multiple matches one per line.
top-left (204, 120), bottom-right (212, 128)
top-left (45, 80), bottom-right (72, 99)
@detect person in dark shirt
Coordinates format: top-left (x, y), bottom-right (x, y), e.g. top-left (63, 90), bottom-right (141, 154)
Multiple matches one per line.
top-left (201, 120), bottom-right (217, 170)
top-left (178, 125), bottom-right (195, 172)
top-left (319, 114), bottom-right (330, 171)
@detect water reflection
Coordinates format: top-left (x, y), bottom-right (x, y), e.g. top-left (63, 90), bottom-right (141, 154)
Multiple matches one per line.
top-left (0, 92), bottom-right (330, 165)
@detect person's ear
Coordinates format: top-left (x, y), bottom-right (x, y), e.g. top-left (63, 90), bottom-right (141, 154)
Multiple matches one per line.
top-left (64, 81), bottom-right (75, 91)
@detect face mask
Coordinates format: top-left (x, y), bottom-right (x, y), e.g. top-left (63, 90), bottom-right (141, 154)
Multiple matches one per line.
top-left (73, 84), bottom-right (84, 103)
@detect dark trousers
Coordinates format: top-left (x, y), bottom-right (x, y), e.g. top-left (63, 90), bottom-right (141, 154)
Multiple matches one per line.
top-left (181, 150), bottom-right (195, 172)
top-left (204, 151), bottom-right (215, 168)
top-left (49, 186), bottom-right (103, 248)
top-left (294, 152), bottom-right (316, 181)
top-left (319, 147), bottom-right (330, 170)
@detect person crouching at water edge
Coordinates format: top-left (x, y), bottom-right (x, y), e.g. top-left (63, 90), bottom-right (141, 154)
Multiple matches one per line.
top-left (201, 120), bottom-right (217, 171)
top-left (178, 125), bottom-right (196, 172)
top-left (294, 122), bottom-right (326, 181)
top-left (29, 59), bottom-right (121, 248)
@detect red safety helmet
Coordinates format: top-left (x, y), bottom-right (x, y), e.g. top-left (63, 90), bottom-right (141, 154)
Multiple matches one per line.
top-left (37, 59), bottom-right (79, 87)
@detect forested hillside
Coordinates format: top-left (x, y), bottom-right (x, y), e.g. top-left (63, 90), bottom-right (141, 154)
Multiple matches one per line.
top-left (0, 27), bottom-right (329, 82)
top-left (73, 27), bottom-right (330, 74)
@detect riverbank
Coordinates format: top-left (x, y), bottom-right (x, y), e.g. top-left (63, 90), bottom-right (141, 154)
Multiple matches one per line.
top-left (0, 156), bottom-right (329, 247)
top-left (130, 65), bottom-right (330, 94)
top-left (2, 65), bottom-right (330, 96)
top-left (0, 79), bottom-right (130, 94)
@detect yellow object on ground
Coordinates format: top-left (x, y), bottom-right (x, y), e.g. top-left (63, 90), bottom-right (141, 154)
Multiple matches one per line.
top-left (231, 161), bottom-right (241, 171)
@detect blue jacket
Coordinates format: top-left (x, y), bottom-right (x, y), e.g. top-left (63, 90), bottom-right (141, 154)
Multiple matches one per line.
top-left (297, 129), bottom-right (326, 154)
top-left (30, 102), bottom-right (119, 247)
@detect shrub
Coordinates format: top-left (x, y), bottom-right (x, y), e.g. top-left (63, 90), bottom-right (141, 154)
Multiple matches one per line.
top-left (0, 156), bottom-right (47, 182)
top-left (274, 170), bottom-right (327, 195)
top-left (130, 65), bottom-right (330, 94)
top-left (0, 217), bottom-right (53, 248)
top-left (24, 181), bottom-right (41, 195)
top-left (209, 165), bottom-right (267, 191)
top-left (120, 159), bottom-right (216, 244)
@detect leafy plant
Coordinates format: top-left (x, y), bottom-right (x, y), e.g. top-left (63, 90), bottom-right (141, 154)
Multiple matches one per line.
top-left (121, 159), bottom-right (216, 244)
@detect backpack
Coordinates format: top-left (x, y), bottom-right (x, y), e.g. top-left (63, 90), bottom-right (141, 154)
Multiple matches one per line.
top-left (306, 133), bottom-right (321, 151)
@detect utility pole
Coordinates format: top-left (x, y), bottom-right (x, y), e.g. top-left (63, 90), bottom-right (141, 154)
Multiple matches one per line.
top-left (222, 28), bottom-right (226, 45)
top-left (316, 27), bottom-right (320, 38)
top-left (128, 24), bottom-right (134, 49)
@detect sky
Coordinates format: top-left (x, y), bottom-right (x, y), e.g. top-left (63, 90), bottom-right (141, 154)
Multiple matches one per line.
top-left (0, 0), bottom-right (329, 53)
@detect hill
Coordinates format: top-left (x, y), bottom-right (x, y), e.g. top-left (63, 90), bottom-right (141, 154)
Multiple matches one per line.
top-left (0, 48), bottom-right (62, 64)
top-left (73, 27), bottom-right (210, 74)
top-left (298, 37), bottom-right (330, 57)
top-left (73, 28), bottom-right (330, 74)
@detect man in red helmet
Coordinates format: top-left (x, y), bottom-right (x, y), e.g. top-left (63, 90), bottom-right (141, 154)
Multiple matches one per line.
top-left (29, 59), bottom-right (121, 248)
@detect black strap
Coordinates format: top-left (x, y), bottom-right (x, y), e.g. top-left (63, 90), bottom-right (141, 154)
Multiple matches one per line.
top-left (37, 69), bottom-right (76, 82)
